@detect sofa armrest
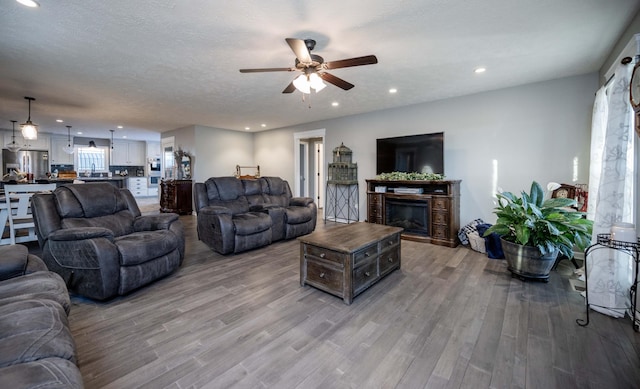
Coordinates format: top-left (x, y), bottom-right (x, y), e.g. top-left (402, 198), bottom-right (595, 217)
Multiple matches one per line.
top-left (0, 245), bottom-right (48, 281)
top-left (48, 227), bottom-right (114, 242)
top-left (133, 213), bottom-right (180, 232)
top-left (290, 197), bottom-right (314, 207)
top-left (199, 205), bottom-right (233, 216)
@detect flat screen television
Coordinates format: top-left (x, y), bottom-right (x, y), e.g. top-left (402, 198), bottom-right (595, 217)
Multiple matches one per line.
top-left (376, 132), bottom-right (444, 175)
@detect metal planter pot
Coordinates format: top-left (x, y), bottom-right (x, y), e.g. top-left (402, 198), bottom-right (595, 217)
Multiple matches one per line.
top-left (500, 238), bottom-right (559, 281)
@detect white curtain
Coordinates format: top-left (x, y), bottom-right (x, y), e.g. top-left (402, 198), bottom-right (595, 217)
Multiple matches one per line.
top-left (586, 62), bottom-right (636, 318)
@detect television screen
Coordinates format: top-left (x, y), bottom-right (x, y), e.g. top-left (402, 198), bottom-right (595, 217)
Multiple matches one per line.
top-left (376, 132), bottom-right (444, 174)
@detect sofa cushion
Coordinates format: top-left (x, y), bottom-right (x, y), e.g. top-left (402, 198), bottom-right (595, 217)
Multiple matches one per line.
top-left (0, 357), bottom-right (84, 389)
top-left (0, 271), bottom-right (71, 314)
top-left (55, 183), bottom-right (129, 218)
top-left (116, 230), bottom-right (179, 266)
top-left (262, 177), bottom-right (291, 206)
top-left (243, 179), bottom-right (267, 207)
top-left (0, 299), bottom-right (76, 368)
top-left (61, 210), bottom-right (135, 237)
top-left (233, 212), bottom-right (272, 236)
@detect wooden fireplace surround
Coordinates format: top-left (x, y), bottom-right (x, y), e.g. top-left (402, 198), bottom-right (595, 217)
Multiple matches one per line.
top-left (366, 179), bottom-right (461, 247)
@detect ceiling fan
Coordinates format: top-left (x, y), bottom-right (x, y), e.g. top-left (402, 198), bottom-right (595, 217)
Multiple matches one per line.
top-left (239, 38), bottom-right (378, 94)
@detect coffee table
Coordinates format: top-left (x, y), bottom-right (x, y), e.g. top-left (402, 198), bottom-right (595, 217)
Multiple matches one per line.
top-left (298, 222), bottom-right (403, 304)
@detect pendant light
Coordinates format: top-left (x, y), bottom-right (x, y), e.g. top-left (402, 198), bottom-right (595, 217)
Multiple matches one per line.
top-left (62, 125), bottom-right (74, 154)
top-left (88, 140), bottom-right (97, 148)
top-left (20, 96), bottom-right (38, 140)
top-left (6, 120), bottom-right (22, 152)
top-left (110, 129), bottom-right (114, 149)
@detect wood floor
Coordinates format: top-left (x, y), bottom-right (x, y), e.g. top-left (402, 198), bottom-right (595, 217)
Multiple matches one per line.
top-left (40, 214), bottom-right (640, 388)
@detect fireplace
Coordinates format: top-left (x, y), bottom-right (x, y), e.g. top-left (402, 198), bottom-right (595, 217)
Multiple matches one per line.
top-left (385, 198), bottom-right (429, 236)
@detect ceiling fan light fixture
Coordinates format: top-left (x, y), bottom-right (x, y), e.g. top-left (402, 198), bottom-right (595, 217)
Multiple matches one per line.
top-left (16, 0), bottom-right (39, 8)
top-left (62, 125), bottom-right (74, 154)
top-left (309, 73), bottom-right (326, 92)
top-left (20, 96), bottom-right (38, 140)
top-left (6, 120), bottom-right (22, 153)
top-left (293, 74), bottom-right (311, 94)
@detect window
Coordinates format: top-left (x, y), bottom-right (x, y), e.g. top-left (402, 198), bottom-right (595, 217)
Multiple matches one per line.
top-left (76, 146), bottom-right (109, 173)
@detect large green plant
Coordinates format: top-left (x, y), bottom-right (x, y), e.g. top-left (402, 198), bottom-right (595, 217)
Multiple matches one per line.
top-left (483, 181), bottom-right (593, 259)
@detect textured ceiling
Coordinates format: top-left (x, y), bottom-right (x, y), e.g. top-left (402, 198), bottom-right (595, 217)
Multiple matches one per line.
top-left (0, 0), bottom-right (638, 140)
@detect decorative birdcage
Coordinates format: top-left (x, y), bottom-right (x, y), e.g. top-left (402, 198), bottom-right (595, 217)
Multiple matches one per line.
top-left (328, 143), bottom-right (357, 183)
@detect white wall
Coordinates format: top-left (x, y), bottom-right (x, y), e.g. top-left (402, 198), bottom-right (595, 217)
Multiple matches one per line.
top-left (253, 73), bottom-right (598, 225)
top-left (193, 125), bottom-right (254, 183)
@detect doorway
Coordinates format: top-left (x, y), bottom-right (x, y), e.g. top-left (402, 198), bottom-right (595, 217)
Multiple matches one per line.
top-left (294, 129), bottom-right (325, 213)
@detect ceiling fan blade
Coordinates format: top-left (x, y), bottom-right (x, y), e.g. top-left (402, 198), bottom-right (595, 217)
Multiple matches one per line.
top-left (239, 67), bottom-right (295, 73)
top-left (282, 82), bottom-right (296, 94)
top-left (320, 72), bottom-right (355, 90)
top-left (285, 38), bottom-right (312, 64)
top-left (324, 55), bottom-right (378, 70)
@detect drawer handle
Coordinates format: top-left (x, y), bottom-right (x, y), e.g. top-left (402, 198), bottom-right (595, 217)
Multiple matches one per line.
top-left (365, 252), bottom-right (370, 257)
top-left (365, 271), bottom-right (371, 277)
top-left (388, 257), bottom-right (394, 263)
top-left (388, 241), bottom-right (394, 245)
top-left (319, 272), bottom-right (325, 278)
top-left (320, 253), bottom-right (326, 259)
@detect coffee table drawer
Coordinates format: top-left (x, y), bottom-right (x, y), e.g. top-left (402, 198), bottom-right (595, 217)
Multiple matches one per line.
top-left (380, 234), bottom-right (400, 249)
top-left (354, 243), bottom-right (378, 266)
top-left (306, 259), bottom-right (344, 294)
top-left (305, 244), bottom-right (345, 265)
top-left (379, 247), bottom-right (400, 276)
top-left (353, 257), bottom-right (378, 294)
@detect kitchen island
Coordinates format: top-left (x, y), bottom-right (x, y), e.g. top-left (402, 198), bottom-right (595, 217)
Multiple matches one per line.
top-left (2, 177), bottom-right (127, 189)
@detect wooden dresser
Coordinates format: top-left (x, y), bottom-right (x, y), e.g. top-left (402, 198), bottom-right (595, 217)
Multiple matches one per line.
top-left (298, 222), bottom-right (402, 304)
top-left (160, 179), bottom-right (193, 215)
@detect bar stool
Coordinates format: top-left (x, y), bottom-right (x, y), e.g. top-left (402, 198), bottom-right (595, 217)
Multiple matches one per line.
top-left (4, 183), bottom-right (56, 244)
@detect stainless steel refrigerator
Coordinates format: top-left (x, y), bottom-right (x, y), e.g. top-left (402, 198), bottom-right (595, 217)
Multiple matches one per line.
top-left (2, 149), bottom-right (49, 180)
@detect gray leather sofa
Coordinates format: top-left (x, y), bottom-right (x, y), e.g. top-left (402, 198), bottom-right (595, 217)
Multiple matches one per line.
top-left (31, 182), bottom-right (185, 301)
top-left (194, 176), bottom-right (317, 254)
top-left (0, 244), bottom-right (83, 389)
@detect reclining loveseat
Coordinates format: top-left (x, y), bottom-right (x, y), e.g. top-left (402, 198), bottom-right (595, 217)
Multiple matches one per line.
top-left (31, 183), bottom-right (185, 301)
top-left (194, 176), bottom-right (317, 254)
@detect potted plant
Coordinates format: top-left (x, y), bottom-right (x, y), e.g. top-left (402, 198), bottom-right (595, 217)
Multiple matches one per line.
top-left (483, 181), bottom-right (593, 281)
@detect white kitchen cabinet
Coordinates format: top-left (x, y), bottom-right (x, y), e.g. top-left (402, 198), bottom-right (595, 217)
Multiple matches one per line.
top-left (3, 131), bottom-right (49, 151)
top-left (112, 140), bottom-right (145, 166)
top-left (146, 141), bottom-right (161, 159)
top-left (127, 177), bottom-right (148, 197)
top-left (49, 135), bottom-right (74, 165)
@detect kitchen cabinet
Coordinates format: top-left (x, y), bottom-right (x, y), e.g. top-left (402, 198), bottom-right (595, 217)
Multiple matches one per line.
top-left (147, 141), bottom-right (161, 159)
top-left (127, 177), bottom-right (148, 197)
top-left (49, 136), bottom-right (74, 165)
top-left (3, 131), bottom-right (49, 151)
top-left (111, 140), bottom-right (145, 166)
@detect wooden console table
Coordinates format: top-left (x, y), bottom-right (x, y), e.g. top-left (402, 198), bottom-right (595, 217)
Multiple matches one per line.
top-left (366, 179), bottom-right (460, 247)
top-left (299, 222), bottom-right (402, 304)
top-left (160, 179), bottom-right (192, 215)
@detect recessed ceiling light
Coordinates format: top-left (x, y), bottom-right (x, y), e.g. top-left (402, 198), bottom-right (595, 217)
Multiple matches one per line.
top-left (77, 131), bottom-right (83, 135)
top-left (389, 88), bottom-right (397, 94)
top-left (245, 127), bottom-right (250, 131)
top-left (56, 119), bottom-right (64, 123)
top-left (474, 67), bottom-right (486, 74)
top-left (261, 124), bottom-right (266, 128)
top-left (117, 125), bottom-right (123, 129)
top-left (331, 102), bottom-right (339, 107)
top-left (16, 0), bottom-right (39, 8)
top-left (122, 135), bottom-right (127, 139)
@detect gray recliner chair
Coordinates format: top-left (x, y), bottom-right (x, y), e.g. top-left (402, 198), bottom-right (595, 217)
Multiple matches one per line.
top-left (31, 182), bottom-right (185, 301)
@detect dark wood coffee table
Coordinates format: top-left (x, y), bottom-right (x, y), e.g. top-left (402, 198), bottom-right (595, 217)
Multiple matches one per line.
top-left (298, 222), bottom-right (403, 304)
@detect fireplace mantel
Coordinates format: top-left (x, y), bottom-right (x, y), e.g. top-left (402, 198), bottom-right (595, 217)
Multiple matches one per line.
top-left (365, 179), bottom-right (461, 247)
